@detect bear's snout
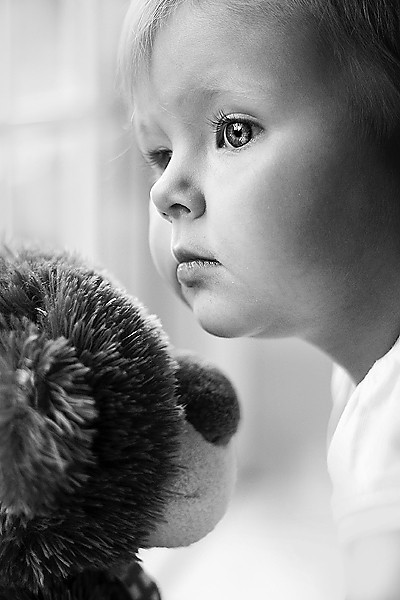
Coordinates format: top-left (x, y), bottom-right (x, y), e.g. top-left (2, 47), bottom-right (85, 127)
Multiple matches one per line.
top-left (173, 351), bottom-right (240, 446)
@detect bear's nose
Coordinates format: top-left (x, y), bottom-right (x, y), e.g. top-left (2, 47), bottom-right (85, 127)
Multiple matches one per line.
top-left (173, 351), bottom-right (240, 446)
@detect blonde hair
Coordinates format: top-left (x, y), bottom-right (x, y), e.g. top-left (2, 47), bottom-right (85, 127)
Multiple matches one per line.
top-left (118, 0), bottom-right (186, 98)
top-left (118, 0), bottom-right (400, 145)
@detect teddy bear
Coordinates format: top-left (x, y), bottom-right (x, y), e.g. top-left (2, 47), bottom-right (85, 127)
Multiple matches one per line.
top-left (0, 247), bottom-right (240, 599)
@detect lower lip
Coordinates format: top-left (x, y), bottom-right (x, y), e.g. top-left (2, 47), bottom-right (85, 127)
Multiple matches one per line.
top-left (176, 260), bottom-right (220, 284)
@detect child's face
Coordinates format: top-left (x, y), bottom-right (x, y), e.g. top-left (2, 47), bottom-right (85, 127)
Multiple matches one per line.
top-left (133, 2), bottom-right (383, 342)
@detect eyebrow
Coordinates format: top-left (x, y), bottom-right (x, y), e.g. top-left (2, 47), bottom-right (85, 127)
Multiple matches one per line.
top-left (132, 85), bottom-right (218, 138)
top-left (188, 78), bottom-right (269, 103)
top-left (133, 75), bottom-right (271, 144)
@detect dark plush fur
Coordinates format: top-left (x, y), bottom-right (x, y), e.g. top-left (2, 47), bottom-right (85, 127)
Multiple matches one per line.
top-left (0, 249), bottom-right (183, 597)
top-left (0, 248), bottom-right (240, 599)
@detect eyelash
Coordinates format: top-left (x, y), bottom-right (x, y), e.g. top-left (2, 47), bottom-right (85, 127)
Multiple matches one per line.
top-left (143, 148), bottom-right (172, 170)
top-left (209, 110), bottom-right (234, 134)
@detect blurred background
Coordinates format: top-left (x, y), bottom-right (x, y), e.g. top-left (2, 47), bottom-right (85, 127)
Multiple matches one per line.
top-left (1, 0), bottom-right (344, 597)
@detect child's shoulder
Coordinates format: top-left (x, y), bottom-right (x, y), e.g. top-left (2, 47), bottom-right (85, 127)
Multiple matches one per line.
top-left (328, 333), bottom-right (400, 545)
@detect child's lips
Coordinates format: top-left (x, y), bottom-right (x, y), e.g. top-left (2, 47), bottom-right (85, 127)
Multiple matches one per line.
top-left (173, 247), bottom-right (221, 285)
top-left (172, 246), bottom-right (218, 265)
top-left (176, 259), bottom-right (221, 285)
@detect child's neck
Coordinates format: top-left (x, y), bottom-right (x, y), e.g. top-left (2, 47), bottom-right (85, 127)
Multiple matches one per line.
top-left (327, 316), bottom-right (400, 386)
top-left (312, 258), bottom-right (400, 386)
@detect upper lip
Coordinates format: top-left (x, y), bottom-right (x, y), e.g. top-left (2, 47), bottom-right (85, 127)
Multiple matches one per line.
top-left (172, 247), bottom-right (219, 264)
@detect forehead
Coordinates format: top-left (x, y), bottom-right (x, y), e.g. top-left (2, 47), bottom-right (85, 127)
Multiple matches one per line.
top-left (133, 1), bottom-right (330, 127)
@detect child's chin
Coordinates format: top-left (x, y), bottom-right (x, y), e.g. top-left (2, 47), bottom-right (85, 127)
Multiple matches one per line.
top-left (193, 302), bottom-right (286, 340)
top-left (193, 305), bottom-right (248, 339)
top-left (200, 320), bottom-right (240, 339)
top-left (182, 288), bottom-right (271, 338)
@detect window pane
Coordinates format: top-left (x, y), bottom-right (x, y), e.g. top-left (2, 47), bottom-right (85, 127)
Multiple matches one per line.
top-left (9, 0), bottom-right (100, 123)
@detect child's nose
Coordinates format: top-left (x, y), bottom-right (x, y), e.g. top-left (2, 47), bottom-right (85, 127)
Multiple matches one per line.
top-left (150, 165), bottom-right (205, 221)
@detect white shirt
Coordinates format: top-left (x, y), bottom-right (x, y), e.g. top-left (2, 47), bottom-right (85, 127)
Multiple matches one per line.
top-left (328, 336), bottom-right (400, 544)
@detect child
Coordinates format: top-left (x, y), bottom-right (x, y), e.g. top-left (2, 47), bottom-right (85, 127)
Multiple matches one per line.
top-left (119, 1), bottom-right (400, 597)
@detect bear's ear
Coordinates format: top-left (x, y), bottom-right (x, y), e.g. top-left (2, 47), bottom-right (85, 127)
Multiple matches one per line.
top-left (0, 318), bottom-right (97, 521)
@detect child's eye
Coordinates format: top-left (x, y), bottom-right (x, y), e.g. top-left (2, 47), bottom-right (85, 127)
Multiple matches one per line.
top-left (210, 111), bottom-right (262, 150)
top-left (143, 148), bottom-right (172, 172)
